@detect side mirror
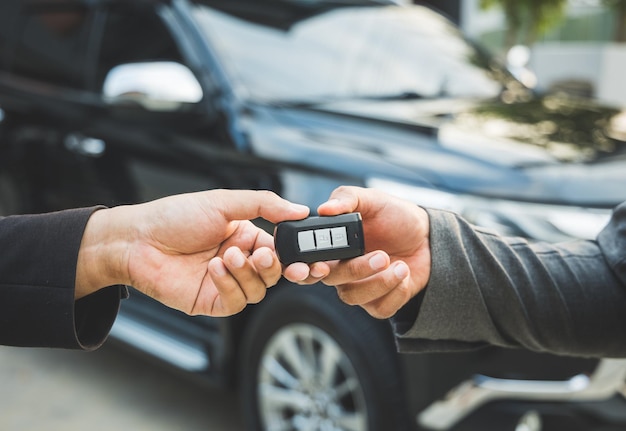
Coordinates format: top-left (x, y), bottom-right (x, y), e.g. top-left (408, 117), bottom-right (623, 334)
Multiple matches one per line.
top-left (103, 61), bottom-right (203, 112)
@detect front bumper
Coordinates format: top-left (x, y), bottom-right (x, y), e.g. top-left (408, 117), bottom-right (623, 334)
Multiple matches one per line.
top-left (418, 358), bottom-right (626, 430)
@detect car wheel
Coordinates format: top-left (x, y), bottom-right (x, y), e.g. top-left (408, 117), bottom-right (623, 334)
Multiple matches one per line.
top-left (239, 282), bottom-right (412, 431)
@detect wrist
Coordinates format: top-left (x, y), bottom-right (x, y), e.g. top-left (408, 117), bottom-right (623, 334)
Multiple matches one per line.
top-left (75, 207), bottom-right (132, 299)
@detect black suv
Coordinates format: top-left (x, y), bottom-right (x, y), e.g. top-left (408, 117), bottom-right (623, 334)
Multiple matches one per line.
top-left (1, 1), bottom-right (626, 430)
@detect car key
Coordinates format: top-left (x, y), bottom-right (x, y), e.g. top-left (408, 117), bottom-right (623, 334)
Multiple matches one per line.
top-left (274, 213), bottom-right (365, 265)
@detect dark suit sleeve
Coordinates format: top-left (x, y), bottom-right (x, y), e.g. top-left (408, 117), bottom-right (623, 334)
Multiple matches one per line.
top-left (392, 202), bottom-right (626, 358)
top-left (0, 208), bottom-right (125, 350)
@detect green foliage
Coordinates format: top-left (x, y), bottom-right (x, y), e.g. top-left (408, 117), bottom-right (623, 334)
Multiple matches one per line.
top-left (602, 0), bottom-right (626, 8)
top-left (601, 0), bottom-right (626, 41)
top-left (480, 0), bottom-right (567, 47)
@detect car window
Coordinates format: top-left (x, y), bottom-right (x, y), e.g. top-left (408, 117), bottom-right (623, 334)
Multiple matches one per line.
top-left (192, 4), bottom-right (506, 102)
top-left (9, 1), bottom-right (93, 90)
top-left (94, 3), bottom-right (184, 90)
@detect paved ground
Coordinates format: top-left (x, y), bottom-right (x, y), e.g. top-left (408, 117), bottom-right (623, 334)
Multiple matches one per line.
top-left (0, 343), bottom-right (244, 431)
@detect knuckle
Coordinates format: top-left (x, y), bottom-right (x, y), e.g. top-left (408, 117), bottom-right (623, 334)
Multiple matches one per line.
top-left (336, 287), bottom-right (357, 306)
top-left (346, 260), bottom-right (366, 280)
top-left (232, 301), bottom-right (246, 315)
top-left (263, 274), bottom-right (281, 289)
top-left (246, 282), bottom-right (267, 303)
top-left (334, 185), bottom-right (350, 194)
top-left (366, 305), bottom-right (392, 320)
top-left (248, 290), bottom-right (266, 304)
top-left (259, 190), bottom-right (278, 201)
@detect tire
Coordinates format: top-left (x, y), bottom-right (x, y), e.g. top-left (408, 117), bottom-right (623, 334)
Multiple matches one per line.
top-left (239, 282), bottom-right (412, 431)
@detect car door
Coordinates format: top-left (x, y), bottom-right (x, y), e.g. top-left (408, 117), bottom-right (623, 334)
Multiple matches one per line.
top-left (0, 0), bottom-right (278, 213)
top-left (85, 0), bottom-right (283, 207)
top-left (0, 0), bottom-right (106, 213)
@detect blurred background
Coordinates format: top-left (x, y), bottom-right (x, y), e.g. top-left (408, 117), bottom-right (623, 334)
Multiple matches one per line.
top-left (0, 344), bottom-right (244, 430)
top-left (1, 1), bottom-right (626, 430)
top-left (423, 0), bottom-right (626, 107)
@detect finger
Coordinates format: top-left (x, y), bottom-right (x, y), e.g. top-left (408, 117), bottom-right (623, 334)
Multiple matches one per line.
top-left (317, 186), bottom-right (361, 216)
top-left (215, 190), bottom-right (310, 224)
top-left (255, 229), bottom-right (276, 250)
top-left (309, 262), bottom-right (331, 280)
top-left (205, 257), bottom-right (247, 316)
top-left (334, 261), bottom-right (409, 309)
top-left (222, 246), bottom-right (268, 304)
top-left (283, 262), bottom-right (311, 282)
top-left (235, 222), bottom-right (275, 251)
top-left (295, 262), bottom-right (331, 284)
top-left (321, 251), bottom-right (390, 286)
top-left (250, 247), bottom-right (282, 288)
top-left (359, 267), bottom-right (413, 319)
top-left (283, 262), bottom-right (330, 284)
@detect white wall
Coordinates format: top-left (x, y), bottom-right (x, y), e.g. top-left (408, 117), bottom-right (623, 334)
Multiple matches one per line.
top-left (457, 0), bottom-right (626, 108)
top-left (530, 43), bottom-right (626, 108)
top-left (597, 44), bottom-right (626, 107)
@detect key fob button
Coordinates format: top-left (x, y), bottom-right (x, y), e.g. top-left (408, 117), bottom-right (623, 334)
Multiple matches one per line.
top-left (330, 227), bottom-right (348, 247)
top-left (297, 230), bottom-right (316, 252)
top-left (314, 229), bottom-right (332, 249)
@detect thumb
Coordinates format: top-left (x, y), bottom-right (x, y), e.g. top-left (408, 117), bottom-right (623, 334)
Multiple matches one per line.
top-left (215, 190), bottom-right (310, 223)
top-left (318, 186), bottom-right (365, 216)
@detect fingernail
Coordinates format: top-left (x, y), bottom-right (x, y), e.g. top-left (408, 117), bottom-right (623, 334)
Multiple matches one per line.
top-left (211, 259), bottom-right (228, 277)
top-left (323, 199), bottom-right (339, 208)
top-left (394, 262), bottom-right (409, 279)
top-left (257, 251), bottom-right (274, 269)
top-left (369, 253), bottom-right (387, 271)
top-left (290, 203), bottom-right (310, 213)
top-left (287, 263), bottom-right (308, 282)
top-left (310, 266), bottom-right (326, 278)
top-left (230, 250), bottom-right (246, 269)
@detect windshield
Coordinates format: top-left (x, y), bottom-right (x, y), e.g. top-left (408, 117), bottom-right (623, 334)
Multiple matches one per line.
top-left (192, 3), bottom-right (507, 102)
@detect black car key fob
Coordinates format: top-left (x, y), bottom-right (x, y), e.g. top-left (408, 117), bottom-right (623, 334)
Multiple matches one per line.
top-left (274, 213), bottom-right (365, 265)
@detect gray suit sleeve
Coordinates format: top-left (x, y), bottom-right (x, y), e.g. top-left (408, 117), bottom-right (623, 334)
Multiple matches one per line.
top-left (393, 202), bottom-right (626, 358)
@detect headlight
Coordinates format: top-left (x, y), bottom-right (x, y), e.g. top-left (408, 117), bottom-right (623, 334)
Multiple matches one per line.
top-left (367, 177), bottom-right (612, 242)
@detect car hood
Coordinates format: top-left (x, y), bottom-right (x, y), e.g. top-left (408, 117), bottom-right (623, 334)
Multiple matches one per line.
top-left (247, 94), bottom-right (626, 207)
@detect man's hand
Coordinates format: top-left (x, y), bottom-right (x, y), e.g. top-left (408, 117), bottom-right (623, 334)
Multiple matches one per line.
top-left (75, 190), bottom-right (309, 316)
top-left (284, 186), bottom-right (431, 319)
